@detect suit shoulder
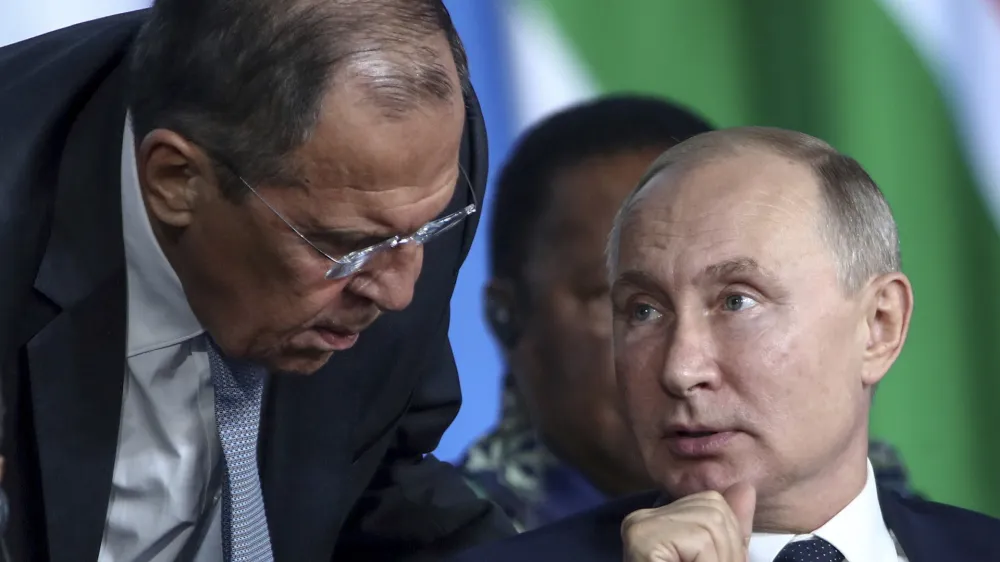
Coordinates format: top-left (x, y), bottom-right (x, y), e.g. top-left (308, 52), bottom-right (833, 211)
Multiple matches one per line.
top-left (900, 494), bottom-right (1000, 529)
top-left (447, 492), bottom-right (659, 562)
top-left (0, 10), bottom-right (142, 180)
top-left (0, 10), bottom-right (144, 100)
top-left (0, 10), bottom-right (145, 57)
top-left (891, 493), bottom-right (1000, 559)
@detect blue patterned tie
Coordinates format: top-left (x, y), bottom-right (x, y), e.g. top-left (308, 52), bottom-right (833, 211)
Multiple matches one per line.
top-left (208, 338), bottom-right (274, 562)
top-left (774, 537), bottom-right (845, 562)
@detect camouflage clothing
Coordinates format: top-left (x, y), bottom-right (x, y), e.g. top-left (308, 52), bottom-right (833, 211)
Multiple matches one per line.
top-left (458, 380), bottom-right (920, 532)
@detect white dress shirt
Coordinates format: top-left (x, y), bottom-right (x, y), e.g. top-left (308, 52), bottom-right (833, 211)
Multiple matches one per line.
top-left (96, 116), bottom-right (224, 562)
top-left (748, 460), bottom-right (907, 562)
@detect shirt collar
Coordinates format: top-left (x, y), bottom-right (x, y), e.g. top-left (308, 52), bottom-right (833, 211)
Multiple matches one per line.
top-left (121, 113), bottom-right (204, 356)
top-left (749, 460), bottom-right (899, 562)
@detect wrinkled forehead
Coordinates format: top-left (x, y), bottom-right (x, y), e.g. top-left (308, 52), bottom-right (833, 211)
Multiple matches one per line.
top-left (614, 150), bottom-right (828, 281)
top-left (274, 76), bottom-right (467, 237)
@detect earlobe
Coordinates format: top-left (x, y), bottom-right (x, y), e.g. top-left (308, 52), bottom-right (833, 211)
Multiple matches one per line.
top-left (484, 278), bottom-right (522, 350)
top-left (862, 272), bottom-right (914, 386)
top-left (137, 129), bottom-right (216, 228)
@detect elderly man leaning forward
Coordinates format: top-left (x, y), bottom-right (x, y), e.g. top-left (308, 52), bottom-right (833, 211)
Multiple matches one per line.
top-left (449, 127), bottom-right (1000, 562)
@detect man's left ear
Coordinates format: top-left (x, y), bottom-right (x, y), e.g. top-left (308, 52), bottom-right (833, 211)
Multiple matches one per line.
top-left (137, 128), bottom-right (219, 229)
top-left (861, 272), bottom-right (914, 387)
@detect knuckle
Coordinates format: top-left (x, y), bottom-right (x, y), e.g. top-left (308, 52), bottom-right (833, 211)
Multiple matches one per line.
top-left (700, 489), bottom-right (725, 503)
top-left (698, 528), bottom-right (717, 551)
top-left (621, 510), bottom-right (651, 535)
top-left (705, 507), bottom-right (727, 527)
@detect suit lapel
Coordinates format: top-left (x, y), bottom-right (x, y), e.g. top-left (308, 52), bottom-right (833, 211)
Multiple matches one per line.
top-left (258, 332), bottom-right (376, 560)
top-left (28, 61), bottom-right (129, 562)
top-left (878, 486), bottom-right (944, 562)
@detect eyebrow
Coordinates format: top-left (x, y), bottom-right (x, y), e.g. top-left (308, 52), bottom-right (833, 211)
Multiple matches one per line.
top-left (700, 257), bottom-right (776, 282)
top-left (612, 269), bottom-right (663, 293)
top-left (307, 228), bottom-right (392, 250)
top-left (295, 164), bottom-right (470, 253)
top-left (612, 257), bottom-right (777, 292)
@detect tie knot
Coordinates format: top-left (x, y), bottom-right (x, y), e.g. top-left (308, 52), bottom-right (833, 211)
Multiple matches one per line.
top-left (774, 537), bottom-right (845, 562)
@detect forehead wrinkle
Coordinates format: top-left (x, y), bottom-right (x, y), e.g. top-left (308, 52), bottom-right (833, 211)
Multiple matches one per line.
top-left (289, 166), bottom-right (459, 239)
top-left (654, 178), bottom-right (822, 239)
top-left (350, 170), bottom-right (460, 232)
top-left (617, 202), bottom-right (803, 289)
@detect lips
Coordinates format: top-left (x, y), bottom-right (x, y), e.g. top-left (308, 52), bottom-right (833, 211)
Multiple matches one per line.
top-left (663, 425), bottom-right (738, 458)
top-left (665, 424), bottom-right (725, 436)
top-left (673, 429), bottom-right (718, 438)
top-left (313, 326), bottom-right (360, 351)
top-left (302, 310), bottom-right (379, 353)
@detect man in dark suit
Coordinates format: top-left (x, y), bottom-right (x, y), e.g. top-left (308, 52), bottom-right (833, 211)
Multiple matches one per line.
top-left (450, 127), bottom-right (1000, 562)
top-left (0, 1), bottom-right (513, 561)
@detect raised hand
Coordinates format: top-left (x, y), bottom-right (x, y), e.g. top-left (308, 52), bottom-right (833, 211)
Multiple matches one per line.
top-left (621, 482), bottom-right (756, 562)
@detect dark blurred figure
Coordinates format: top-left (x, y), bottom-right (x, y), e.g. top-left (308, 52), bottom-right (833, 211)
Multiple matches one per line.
top-left (459, 95), bottom-right (920, 532)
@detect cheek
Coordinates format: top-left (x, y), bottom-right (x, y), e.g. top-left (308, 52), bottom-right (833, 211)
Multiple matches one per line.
top-left (717, 310), bottom-right (856, 447)
top-left (540, 292), bottom-right (611, 364)
top-left (614, 325), bottom-right (666, 435)
top-left (263, 279), bottom-right (351, 337)
top-left (615, 319), bottom-right (666, 388)
top-left (524, 298), bottom-right (619, 414)
top-left (285, 251), bottom-right (332, 288)
top-left (717, 313), bottom-right (807, 414)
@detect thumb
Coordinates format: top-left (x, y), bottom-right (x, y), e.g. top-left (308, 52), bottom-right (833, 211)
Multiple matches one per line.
top-left (723, 481), bottom-right (756, 542)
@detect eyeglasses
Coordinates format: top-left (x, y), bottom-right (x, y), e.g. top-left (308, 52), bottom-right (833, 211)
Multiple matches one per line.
top-left (234, 168), bottom-right (478, 279)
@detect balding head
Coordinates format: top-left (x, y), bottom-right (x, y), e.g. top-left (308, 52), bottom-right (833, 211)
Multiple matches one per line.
top-left (607, 126), bottom-right (900, 294)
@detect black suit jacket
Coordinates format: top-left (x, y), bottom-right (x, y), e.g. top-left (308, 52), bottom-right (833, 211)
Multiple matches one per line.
top-left (0, 11), bottom-right (513, 562)
top-left (448, 488), bottom-right (1000, 562)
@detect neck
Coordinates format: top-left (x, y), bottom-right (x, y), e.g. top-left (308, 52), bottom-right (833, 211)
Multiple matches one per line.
top-left (752, 433), bottom-right (870, 534)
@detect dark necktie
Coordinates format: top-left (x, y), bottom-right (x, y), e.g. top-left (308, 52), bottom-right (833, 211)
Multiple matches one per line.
top-left (774, 537), bottom-right (846, 562)
top-left (208, 338), bottom-right (274, 562)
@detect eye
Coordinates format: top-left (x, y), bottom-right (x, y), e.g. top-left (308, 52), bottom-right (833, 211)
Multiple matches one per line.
top-left (631, 303), bottom-right (663, 323)
top-left (722, 293), bottom-right (759, 312)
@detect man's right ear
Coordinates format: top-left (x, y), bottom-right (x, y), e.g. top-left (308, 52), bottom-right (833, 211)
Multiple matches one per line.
top-left (484, 279), bottom-right (522, 350)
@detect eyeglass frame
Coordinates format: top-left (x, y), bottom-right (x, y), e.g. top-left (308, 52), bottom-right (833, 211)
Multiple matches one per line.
top-left (221, 162), bottom-right (478, 280)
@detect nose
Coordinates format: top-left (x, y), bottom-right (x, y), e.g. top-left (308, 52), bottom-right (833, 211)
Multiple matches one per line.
top-left (349, 243), bottom-right (424, 311)
top-left (660, 316), bottom-right (721, 398)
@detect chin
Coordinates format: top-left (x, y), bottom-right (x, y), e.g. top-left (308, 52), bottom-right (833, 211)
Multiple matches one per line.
top-left (264, 350), bottom-right (335, 376)
top-left (655, 455), bottom-right (751, 498)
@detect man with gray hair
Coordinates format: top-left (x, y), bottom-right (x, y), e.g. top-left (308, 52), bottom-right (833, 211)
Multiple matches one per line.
top-left (0, 1), bottom-right (513, 560)
top-left (450, 126), bottom-right (1000, 562)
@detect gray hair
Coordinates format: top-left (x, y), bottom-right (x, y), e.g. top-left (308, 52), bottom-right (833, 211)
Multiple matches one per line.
top-left (606, 126), bottom-right (901, 293)
top-left (129, 0), bottom-right (467, 199)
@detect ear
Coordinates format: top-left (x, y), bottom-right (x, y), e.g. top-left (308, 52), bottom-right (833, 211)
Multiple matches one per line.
top-left (483, 278), bottom-right (522, 350)
top-left (860, 272), bottom-right (914, 387)
top-left (136, 128), bottom-right (220, 228)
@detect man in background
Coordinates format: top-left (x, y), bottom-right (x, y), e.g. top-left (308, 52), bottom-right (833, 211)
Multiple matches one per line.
top-left (459, 97), bottom-right (919, 533)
